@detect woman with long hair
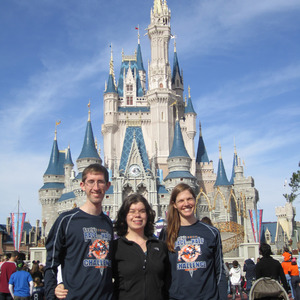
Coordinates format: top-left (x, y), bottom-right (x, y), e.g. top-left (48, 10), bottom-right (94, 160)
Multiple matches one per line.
top-left (160, 183), bottom-right (227, 300)
top-left (113, 193), bottom-right (169, 300)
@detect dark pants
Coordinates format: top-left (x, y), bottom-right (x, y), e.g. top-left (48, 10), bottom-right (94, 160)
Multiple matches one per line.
top-left (291, 276), bottom-right (300, 300)
top-left (0, 292), bottom-right (13, 300)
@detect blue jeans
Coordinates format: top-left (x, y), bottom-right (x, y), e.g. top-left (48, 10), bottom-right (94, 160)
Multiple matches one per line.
top-left (286, 274), bottom-right (294, 298)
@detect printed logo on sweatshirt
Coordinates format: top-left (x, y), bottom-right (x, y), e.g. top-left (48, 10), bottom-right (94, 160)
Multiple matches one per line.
top-left (175, 235), bottom-right (206, 277)
top-left (82, 227), bottom-right (111, 274)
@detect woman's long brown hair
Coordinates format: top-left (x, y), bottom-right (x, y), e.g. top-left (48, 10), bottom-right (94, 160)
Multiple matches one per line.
top-left (166, 183), bottom-right (196, 252)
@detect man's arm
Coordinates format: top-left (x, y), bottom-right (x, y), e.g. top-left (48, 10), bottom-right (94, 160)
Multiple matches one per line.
top-left (44, 216), bottom-right (66, 300)
top-left (29, 280), bottom-right (34, 296)
top-left (8, 284), bottom-right (14, 299)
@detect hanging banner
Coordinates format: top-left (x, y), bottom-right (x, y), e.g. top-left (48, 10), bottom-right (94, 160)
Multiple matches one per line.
top-left (11, 213), bottom-right (26, 251)
top-left (249, 209), bottom-right (263, 243)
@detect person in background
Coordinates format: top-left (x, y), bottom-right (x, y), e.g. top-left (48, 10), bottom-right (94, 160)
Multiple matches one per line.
top-left (0, 255), bottom-right (8, 267)
top-left (229, 260), bottom-right (244, 300)
top-left (113, 193), bottom-right (169, 299)
top-left (8, 260), bottom-right (33, 300)
top-left (31, 277), bottom-right (45, 300)
top-left (225, 262), bottom-right (231, 295)
top-left (289, 257), bottom-right (300, 300)
top-left (255, 243), bottom-right (289, 293)
top-left (160, 183), bottom-right (227, 300)
top-left (30, 262), bottom-right (43, 282)
top-left (281, 247), bottom-right (293, 298)
top-left (0, 251), bottom-right (19, 300)
top-left (45, 164), bottom-right (113, 300)
top-left (243, 258), bottom-right (256, 298)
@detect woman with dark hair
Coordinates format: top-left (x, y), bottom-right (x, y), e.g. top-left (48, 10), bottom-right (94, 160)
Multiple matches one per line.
top-left (160, 183), bottom-right (227, 300)
top-left (255, 243), bottom-right (289, 292)
top-left (113, 193), bottom-right (169, 300)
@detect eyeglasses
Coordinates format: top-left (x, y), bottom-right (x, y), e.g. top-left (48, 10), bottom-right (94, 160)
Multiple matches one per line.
top-left (128, 209), bottom-right (147, 215)
top-left (85, 180), bottom-right (107, 187)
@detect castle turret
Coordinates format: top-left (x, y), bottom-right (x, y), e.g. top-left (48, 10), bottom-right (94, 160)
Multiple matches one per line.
top-left (229, 143), bottom-right (238, 185)
top-left (77, 105), bottom-right (102, 173)
top-left (136, 28), bottom-right (146, 92)
top-left (39, 123), bottom-right (65, 234)
top-left (195, 123), bottom-right (216, 193)
top-left (64, 145), bottom-right (74, 192)
top-left (164, 117), bottom-right (196, 191)
top-left (171, 39), bottom-right (184, 101)
top-left (214, 144), bottom-right (230, 187)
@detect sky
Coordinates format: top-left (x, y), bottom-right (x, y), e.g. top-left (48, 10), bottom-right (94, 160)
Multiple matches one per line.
top-left (0, 0), bottom-right (299, 224)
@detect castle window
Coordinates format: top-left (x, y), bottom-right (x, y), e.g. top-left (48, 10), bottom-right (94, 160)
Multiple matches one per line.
top-left (126, 84), bottom-right (133, 91)
top-left (127, 96), bottom-right (133, 105)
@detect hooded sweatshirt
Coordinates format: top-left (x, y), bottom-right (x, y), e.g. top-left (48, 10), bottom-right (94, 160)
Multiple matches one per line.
top-left (243, 258), bottom-right (256, 281)
top-left (229, 266), bottom-right (241, 285)
top-left (281, 251), bottom-right (292, 275)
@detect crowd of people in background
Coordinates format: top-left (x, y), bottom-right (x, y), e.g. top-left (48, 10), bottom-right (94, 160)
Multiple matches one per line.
top-left (0, 253), bottom-right (45, 300)
top-left (1, 164), bottom-right (300, 300)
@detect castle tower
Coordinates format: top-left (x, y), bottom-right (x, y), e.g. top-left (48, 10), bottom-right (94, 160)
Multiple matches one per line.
top-left (39, 123), bottom-right (65, 233)
top-left (77, 104), bottom-right (102, 173)
top-left (63, 145), bottom-right (74, 192)
top-left (182, 87), bottom-right (196, 174)
top-left (195, 123), bottom-right (216, 193)
top-left (102, 47), bottom-right (119, 170)
top-left (164, 115), bottom-right (197, 191)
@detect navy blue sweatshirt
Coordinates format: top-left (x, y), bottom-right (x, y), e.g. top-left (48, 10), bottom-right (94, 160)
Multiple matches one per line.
top-left (44, 208), bottom-right (114, 300)
top-left (160, 221), bottom-right (227, 300)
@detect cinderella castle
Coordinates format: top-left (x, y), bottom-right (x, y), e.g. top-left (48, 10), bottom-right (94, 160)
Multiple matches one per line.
top-left (39, 0), bottom-right (262, 253)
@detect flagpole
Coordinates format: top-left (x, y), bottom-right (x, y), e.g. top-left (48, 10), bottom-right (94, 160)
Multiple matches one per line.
top-left (17, 197), bottom-right (19, 251)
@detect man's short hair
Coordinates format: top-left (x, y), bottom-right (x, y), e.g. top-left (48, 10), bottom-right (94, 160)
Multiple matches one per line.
top-left (259, 243), bottom-right (272, 257)
top-left (11, 251), bottom-right (19, 258)
top-left (82, 164), bottom-right (109, 183)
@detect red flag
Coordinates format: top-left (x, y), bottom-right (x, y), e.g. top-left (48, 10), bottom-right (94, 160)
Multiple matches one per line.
top-left (135, 27), bottom-right (139, 30)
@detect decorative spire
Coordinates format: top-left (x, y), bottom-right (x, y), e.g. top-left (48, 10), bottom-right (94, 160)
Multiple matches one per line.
top-left (105, 45), bottom-right (117, 94)
top-left (229, 139), bottom-right (239, 185)
top-left (88, 100), bottom-right (91, 121)
top-left (137, 24), bottom-right (140, 44)
top-left (169, 121), bottom-right (189, 158)
top-left (185, 86), bottom-right (196, 114)
top-left (215, 142), bottom-right (230, 186)
top-left (153, 0), bottom-right (163, 15)
top-left (64, 145), bottom-right (74, 166)
top-left (196, 121), bottom-right (209, 163)
top-left (54, 120), bottom-right (61, 141)
top-left (188, 85), bottom-right (191, 98)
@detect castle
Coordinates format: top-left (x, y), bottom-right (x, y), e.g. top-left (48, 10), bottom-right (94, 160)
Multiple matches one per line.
top-left (39, 0), bottom-right (260, 251)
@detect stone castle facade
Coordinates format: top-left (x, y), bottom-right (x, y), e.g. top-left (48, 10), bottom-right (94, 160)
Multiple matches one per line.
top-left (39, 0), bottom-right (259, 248)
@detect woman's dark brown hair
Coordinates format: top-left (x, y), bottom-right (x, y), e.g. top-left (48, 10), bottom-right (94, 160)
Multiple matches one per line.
top-left (166, 183), bottom-right (196, 252)
top-left (114, 193), bottom-right (156, 237)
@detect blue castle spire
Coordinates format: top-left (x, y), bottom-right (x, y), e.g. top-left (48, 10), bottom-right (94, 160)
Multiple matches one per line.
top-left (44, 126), bottom-right (64, 175)
top-left (214, 143), bottom-right (230, 186)
top-left (64, 145), bottom-right (74, 166)
top-left (229, 143), bottom-right (238, 185)
top-left (169, 120), bottom-right (190, 158)
top-left (171, 40), bottom-right (183, 85)
top-left (196, 122), bottom-right (209, 163)
top-left (185, 86), bottom-right (196, 114)
top-left (77, 109), bottom-right (100, 160)
top-left (104, 45), bottom-right (117, 94)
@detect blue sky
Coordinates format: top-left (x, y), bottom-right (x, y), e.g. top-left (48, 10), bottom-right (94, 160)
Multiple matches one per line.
top-left (0, 0), bottom-right (299, 224)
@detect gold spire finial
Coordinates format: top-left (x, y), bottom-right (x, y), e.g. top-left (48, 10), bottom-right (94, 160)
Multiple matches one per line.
top-left (95, 137), bottom-right (98, 149)
top-left (136, 25), bottom-right (140, 44)
top-left (188, 86), bottom-right (191, 98)
top-left (219, 142), bottom-right (222, 159)
top-left (88, 100), bottom-right (91, 121)
top-left (234, 137), bottom-right (237, 154)
top-left (185, 95), bottom-right (187, 106)
top-left (55, 120), bottom-right (61, 140)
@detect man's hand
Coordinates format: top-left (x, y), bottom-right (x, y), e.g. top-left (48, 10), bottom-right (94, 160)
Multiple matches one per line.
top-left (55, 283), bottom-right (68, 299)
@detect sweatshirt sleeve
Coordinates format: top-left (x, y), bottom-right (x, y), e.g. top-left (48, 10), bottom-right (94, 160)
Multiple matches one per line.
top-left (214, 229), bottom-right (228, 300)
top-left (44, 215), bottom-right (67, 300)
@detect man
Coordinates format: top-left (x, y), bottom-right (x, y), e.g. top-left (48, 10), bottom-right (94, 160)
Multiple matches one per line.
top-left (44, 164), bottom-right (113, 300)
top-left (0, 251), bottom-right (19, 300)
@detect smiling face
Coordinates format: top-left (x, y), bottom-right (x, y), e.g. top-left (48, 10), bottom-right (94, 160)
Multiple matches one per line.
top-left (126, 201), bottom-right (147, 234)
top-left (80, 172), bottom-right (111, 208)
top-left (173, 189), bottom-right (196, 223)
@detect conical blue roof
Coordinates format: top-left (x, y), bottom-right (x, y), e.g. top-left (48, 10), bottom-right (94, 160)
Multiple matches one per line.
top-left (105, 74), bottom-right (117, 94)
top-left (44, 139), bottom-right (65, 175)
top-left (185, 96), bottom-right (196, 114)
top-left (214, 158), bottom-right (230, 186)
top-left (169, 121), bottom-right (190, 158)
top-left (136, 43), bottom-right (145, 71)
top-left (229, 152), bottom-right (238, 185)
top-left (171, 51), bottom-right (182, 85)
top-left (196, 134), bottom-right (209, 163)
top-left (77, 120), bottom-right (100, 160)
top-left (64, 146), bottom-right (74, 166)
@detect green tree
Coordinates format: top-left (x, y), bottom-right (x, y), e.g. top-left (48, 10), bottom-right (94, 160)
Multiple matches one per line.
top-left (283, 162), bottom-right (300, 203)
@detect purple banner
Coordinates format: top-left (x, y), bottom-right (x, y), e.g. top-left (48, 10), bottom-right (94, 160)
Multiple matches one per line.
top-left (11, 213), bottom-right (26, 251)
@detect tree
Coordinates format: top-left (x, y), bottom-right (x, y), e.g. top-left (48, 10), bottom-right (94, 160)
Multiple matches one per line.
top-left (283, 162), bottom-right (300, 203)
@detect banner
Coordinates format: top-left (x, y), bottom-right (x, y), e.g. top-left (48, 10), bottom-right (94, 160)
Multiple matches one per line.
top-left (249, 209), bottom-right (263, 243)
top-left (11, 213), bottom-right (26, 251)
